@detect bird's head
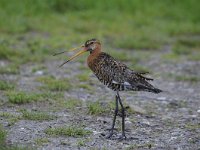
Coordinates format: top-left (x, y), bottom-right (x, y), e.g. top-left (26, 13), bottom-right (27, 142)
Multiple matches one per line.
top-left (53, 38), bottom-right (101, 67)
top-left (84, 38), bottom-right (101, 54)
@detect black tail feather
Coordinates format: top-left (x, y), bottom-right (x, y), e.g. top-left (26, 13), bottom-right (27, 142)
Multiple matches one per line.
top-left (152, 88), bottom-right (162, 93)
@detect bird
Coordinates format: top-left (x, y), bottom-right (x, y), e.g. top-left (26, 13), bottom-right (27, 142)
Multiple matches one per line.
top-left (53, 38), bottom-right (162, 140)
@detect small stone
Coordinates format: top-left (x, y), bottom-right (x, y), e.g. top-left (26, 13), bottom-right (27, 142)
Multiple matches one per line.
top-left (157, 97), bottom-right (166, 100)
top-left (93, 130), bottom-right (102, 135)
top-left (142, 119), bottom-right (150, 126)
top-left (125, 118), bottom-right (133, 128)
top-left (190, 115), bottom-right (197, 118)
top-left (35, 70), bottom-right (44, 75)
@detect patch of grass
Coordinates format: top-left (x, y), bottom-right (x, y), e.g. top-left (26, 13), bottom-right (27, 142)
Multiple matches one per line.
top-left (176, 38), bottom-right (200, 49)
top-left (0, 43), bottom-right (24, 60)
top-left (76, 139), bottom-right (86, 147)
top-left (162, 53), bottom-right (180, 61)
top-left (64, 98), bottom-right (82, 109)
top-left (113, 35), bottom-right (161, 50)
top-left (31, 65), bottom-right (47, 73)
top-left (0, 125), bottom-right (6, 146)
top-left (185, 123), bottom-right (200, 131)
top-left (45, 126), bottom-right (91, 137)
top-left (0, 80), bottom-right (15, 90)
top-left (21, 109), bottom-right (55, 121)
top-left (76, 72), bottom-right (90, 82)
top-left (0, 64), bottom-right (20, 74)
top-left (172, 43), bottom-right (191, 55)
top-left (6, 91), bottom-right (42, 104)
top-left (188, 52), bottom-right (200, 61)
top-left (1, 126), bottom-right (27, 149)
top-left (35, 138), bottom-right (49, 146)
top-left (87, 101), bottom-right (109, 115)
top-left (132, 65), bottom-right (150, 73)
top-left (0, 112), bottom-right (21, 126)
top-left (77, 84), bottom-right (93, 90)
top-left (167, 100), bottom-right (187, 109)
top-left (167, 73), bottom-right (200, 82)
top-left (171, 37), bottom-right (200, 58)
top-left (40, 91), bottom-right (64, 100)
top-left (0, 112), bottom-right (14, 118)
top-left (7, 117), bottom-right (21, 126)
top-left (110, 50), bottom-right (130, 61)
top-left (36, 76), bottom-right (71, 91)
top-left (0, 1), bottom-right (199, 51)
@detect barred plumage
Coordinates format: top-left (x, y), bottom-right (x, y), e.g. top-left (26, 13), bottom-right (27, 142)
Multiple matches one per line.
top-left (57, 38), bottom-right (162, 140)
top-left (88, 52), bottom-right (161, 93)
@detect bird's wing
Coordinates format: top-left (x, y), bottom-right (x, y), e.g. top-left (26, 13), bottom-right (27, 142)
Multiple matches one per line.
top-left (90, 52), bottom-right (156, 91)
top-left (96, 52), bottom-right (128, 84)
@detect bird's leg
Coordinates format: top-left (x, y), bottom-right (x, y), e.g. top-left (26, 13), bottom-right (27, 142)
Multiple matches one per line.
top-left (117, 91), bottom-right (126, 140)
top-left (106, 93), bottom-right (119, 139)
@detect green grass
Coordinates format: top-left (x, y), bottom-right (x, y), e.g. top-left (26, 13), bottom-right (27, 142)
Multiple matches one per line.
top-left (0, 64), bottom-right (20, 74)
top-left (31, 65), bottom-right (47, 73)
top-left (45, 126), bottom-right (91, 137)
top-left (175, 38), bottom-right (200, 49)
top-left (162, 53), bottom-right (181, 61)
top-left (171, 37), bottom-right (200, 55)
top-left (0, 125), bottom-right (28, 149)
top-left (87, 101), bottom-right (111, 115)
top-left (0, 112), bottom-right (21, 126)
top-left (0, 0), bottom-right (199, 51)
top-left (167, 73), bottom-right (200, 82)
top-left (131, 65), bottom-right (150, 73)
top-left (39, 91), bottom-right (64, 100)
top-left (76, 72), bottom-right (90, 82)
top-left (0, 39), bottom-right (46, 65)
top-left (0, 1), bottom-right (199, 82)
top-left (0, 42), bottom-right (25, 61)
top-left (6, 90), bottom-right (63, 104)
top-left (36, 76), bottom-right (71, 91)
top-left (77, 139), bottom-right (85, 147)
top-left (185, 123), bottom-right (200, 131)
top-left (7, 117), bottom-right (21, 126)
top-left (0, 125), bottom-right (6, 146)
top-left (21, 109), bottom-right (55, 121)
top-left (7, 91), bottom-right (42, 104)
top-left (0, 80), bottom-right (15, 90)
top-left (163, 37), bottom-right (200, 61)
top-left (63, 98), bottom-right (82, 109)
top-left (0, 112), bottom-right (14, 118)
top-left (188, 52), bottom-right (200, 61)
top-left (35, 138), bottom-right (49, 146)
top-left (77, 84), bottom-right (93, 91)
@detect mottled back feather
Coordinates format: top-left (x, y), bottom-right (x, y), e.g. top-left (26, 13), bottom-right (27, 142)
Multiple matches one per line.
top-left (88, 52), bottom-right (162, 93)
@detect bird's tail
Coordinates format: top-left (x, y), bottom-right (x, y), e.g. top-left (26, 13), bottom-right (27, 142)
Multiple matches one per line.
top-left (137, 85), bottom-right (162, 94)
top-left (151, 88), bottom-right (162, 94)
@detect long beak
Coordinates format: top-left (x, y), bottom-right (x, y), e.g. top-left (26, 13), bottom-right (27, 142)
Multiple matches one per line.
top-left (59, 47), bottom-right (87, 67)
top-left (53, 45), bottom-right (84, 56)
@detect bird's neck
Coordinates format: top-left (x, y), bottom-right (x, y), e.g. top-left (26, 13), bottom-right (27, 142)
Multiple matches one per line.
top-left (87, 47), bottom-right (101, 66)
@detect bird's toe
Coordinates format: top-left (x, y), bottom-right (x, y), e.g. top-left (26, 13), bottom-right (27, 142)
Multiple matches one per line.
top-left (118, 134), bottom-right (127, 141)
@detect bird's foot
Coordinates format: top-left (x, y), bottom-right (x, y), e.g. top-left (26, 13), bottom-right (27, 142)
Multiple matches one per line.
top-left (106, 132), bottom-right (114, 139)
top-left (117, 134), bottom-right (127, 140)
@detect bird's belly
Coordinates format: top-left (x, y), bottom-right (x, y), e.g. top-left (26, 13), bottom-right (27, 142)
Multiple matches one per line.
top-left (95, 74), bottom-right (127, 91)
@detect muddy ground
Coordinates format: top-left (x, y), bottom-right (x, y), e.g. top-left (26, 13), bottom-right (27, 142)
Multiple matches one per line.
top-left (0, 42), bottom-right (200, 150)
